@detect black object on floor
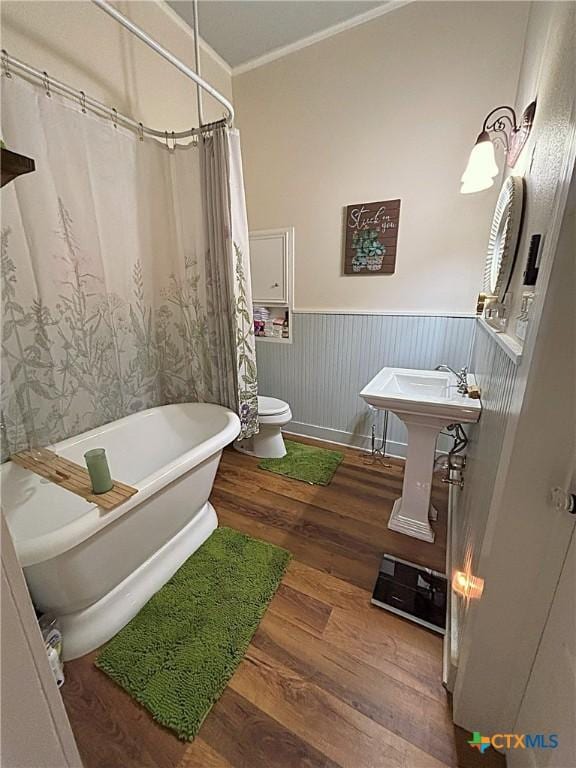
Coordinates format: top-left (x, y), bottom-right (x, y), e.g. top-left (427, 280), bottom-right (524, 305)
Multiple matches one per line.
top-left (371, 554), bottom-right (447, 634)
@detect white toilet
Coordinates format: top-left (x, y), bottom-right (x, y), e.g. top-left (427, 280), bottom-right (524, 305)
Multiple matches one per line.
top-left (234, 395), bottom-right (292, 458)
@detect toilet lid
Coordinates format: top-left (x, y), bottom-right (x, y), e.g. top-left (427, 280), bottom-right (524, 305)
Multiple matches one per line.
top-left (258, 395), bottom-right (290, 417)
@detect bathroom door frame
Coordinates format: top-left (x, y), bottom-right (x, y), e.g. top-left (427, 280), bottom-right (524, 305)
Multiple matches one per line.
top-left (1, 516), bottom-right (83, 767)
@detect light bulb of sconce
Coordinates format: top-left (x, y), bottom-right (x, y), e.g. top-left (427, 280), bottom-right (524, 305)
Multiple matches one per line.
top-left (460, 131), bottom-right (499, 194)
top-left (452, 570), bottom-right (484, 599)
top-left (460, 177), bottom-right (495, 194)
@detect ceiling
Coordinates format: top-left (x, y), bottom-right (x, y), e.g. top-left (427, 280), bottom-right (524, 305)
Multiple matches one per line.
top-left (167, 1), bottom-right (392, 71)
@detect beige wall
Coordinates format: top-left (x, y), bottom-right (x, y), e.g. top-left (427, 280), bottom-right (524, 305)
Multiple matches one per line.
top-left (234, 1), bottom-right (529, 314)
top-left (1, 0), bottom-right (233, 130)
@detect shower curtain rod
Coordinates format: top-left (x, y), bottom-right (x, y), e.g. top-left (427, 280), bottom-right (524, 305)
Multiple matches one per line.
top-left (92, 0), bottom-right (234, 126)
top-left (1, 1), bottom-right (233, 142)
top-left (1, 50), bottom-right (226, 142)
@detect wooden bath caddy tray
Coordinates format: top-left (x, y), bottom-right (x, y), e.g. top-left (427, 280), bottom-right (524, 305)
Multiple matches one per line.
top-left (10, 448), bottom-right (138, 511)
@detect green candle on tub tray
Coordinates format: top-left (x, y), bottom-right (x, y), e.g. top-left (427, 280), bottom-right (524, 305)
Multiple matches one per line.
top-left (84, 448), bottom-right (114, 494)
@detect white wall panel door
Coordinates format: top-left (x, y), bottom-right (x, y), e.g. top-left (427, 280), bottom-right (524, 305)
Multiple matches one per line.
top-left (509, 531), bottom-right (576, 768)
top-left (249, 228), bottom-right (292, 304)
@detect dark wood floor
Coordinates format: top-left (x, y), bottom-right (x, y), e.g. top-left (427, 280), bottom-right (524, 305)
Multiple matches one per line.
top-left (62, 436), bottom-right (504, 768)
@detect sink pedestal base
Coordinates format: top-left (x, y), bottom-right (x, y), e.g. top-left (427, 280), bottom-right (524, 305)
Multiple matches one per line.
top-left (388, 417), bottom-right (441, 544)
top-left (388, 498), bottom-right (437, 543)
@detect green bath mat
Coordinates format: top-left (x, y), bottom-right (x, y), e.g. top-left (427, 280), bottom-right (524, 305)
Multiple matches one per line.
top-left (258, 439), bottom-right (343, 485)
top-left (96, 527), bottom-right (291, 740)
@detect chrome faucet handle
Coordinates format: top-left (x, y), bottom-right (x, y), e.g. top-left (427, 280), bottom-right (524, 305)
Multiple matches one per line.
top-left (457, 367), bottom-right (469, 393)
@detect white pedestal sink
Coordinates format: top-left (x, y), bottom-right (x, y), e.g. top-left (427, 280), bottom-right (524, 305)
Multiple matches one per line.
top-left (360, 368), bottom-right (481, 543)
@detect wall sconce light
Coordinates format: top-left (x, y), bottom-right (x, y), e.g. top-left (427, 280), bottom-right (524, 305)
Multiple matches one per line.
top-left (452, 570), bottom-right (484, 600)
top-left (461, 100), bottom-right (536, 194)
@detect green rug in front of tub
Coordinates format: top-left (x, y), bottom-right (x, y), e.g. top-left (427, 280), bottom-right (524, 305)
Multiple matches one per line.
top-left (95, 527), bottom-right (291, 741)
top-left (258, 439), bottom-right (343, 485)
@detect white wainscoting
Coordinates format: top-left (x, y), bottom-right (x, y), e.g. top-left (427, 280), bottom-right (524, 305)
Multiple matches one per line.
top-left (451, 319), bottom-right (518, 656)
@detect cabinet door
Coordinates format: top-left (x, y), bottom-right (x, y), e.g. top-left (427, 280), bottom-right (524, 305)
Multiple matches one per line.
top-left (249, 229), bottom-right (291, 304)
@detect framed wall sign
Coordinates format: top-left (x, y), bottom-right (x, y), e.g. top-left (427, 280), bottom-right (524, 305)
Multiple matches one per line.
top-left (343, 199), bottom-right (400, 275)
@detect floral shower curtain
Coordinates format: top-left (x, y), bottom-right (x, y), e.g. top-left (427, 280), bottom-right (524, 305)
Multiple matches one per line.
top-left (1, 76), bottom-right (258, 459)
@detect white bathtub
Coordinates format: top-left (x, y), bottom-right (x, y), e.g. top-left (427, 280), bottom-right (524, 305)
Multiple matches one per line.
top-left (1, 403), bottom-right (240, 660)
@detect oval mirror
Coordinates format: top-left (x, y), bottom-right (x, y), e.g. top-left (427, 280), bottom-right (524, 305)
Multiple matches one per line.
top-left (483, 176), bottom-right (524, 301)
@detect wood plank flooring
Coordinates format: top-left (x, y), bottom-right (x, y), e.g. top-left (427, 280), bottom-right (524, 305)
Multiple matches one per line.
top-left (61, 436), bottom-right (505, 768)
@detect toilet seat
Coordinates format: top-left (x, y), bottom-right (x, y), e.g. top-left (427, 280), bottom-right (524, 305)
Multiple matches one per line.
top-left (258, 396), bottom-right (290, 417)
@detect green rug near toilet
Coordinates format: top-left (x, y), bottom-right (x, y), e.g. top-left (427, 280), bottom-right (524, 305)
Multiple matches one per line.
top-left (96, 527), bottom-right (291, 741)
top-left (258, 439), bottom-right (343, 485)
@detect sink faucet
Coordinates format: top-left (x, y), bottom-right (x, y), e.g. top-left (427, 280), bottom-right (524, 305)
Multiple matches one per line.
top-left (435, 364), bottom-right (469, 394)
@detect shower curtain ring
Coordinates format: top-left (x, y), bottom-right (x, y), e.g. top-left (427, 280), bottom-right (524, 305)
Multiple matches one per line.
top-left (138, 122), bottom-right (144, 142)
top-left (171, 131), bottom-right (176, 151)
top-left (111, 107), bottom-right (118, 129)
top-left (79, 91), bottom-right (87, 114)
top-left (42, 71), bottom-right (52, 97)
top-left (1, 50), bottom-right (12, 78)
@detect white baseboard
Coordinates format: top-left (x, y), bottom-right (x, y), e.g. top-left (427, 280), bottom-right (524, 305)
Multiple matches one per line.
top-left (284, 420), bottom-right (408, 457)
top-left (284, 420), bottom-right (452, 459)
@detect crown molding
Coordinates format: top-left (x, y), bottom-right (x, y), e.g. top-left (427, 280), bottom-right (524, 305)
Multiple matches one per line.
top-left (156, 0), bottom-right (233, 76)
top-left (157, 0), bottom-right (412, 79)
top-left (232, 1), bottom-right (412, 77)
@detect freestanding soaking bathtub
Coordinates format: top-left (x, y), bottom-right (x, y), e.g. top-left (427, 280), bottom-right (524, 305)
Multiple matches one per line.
top-left (1, 403), bottom-right (240, 660)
